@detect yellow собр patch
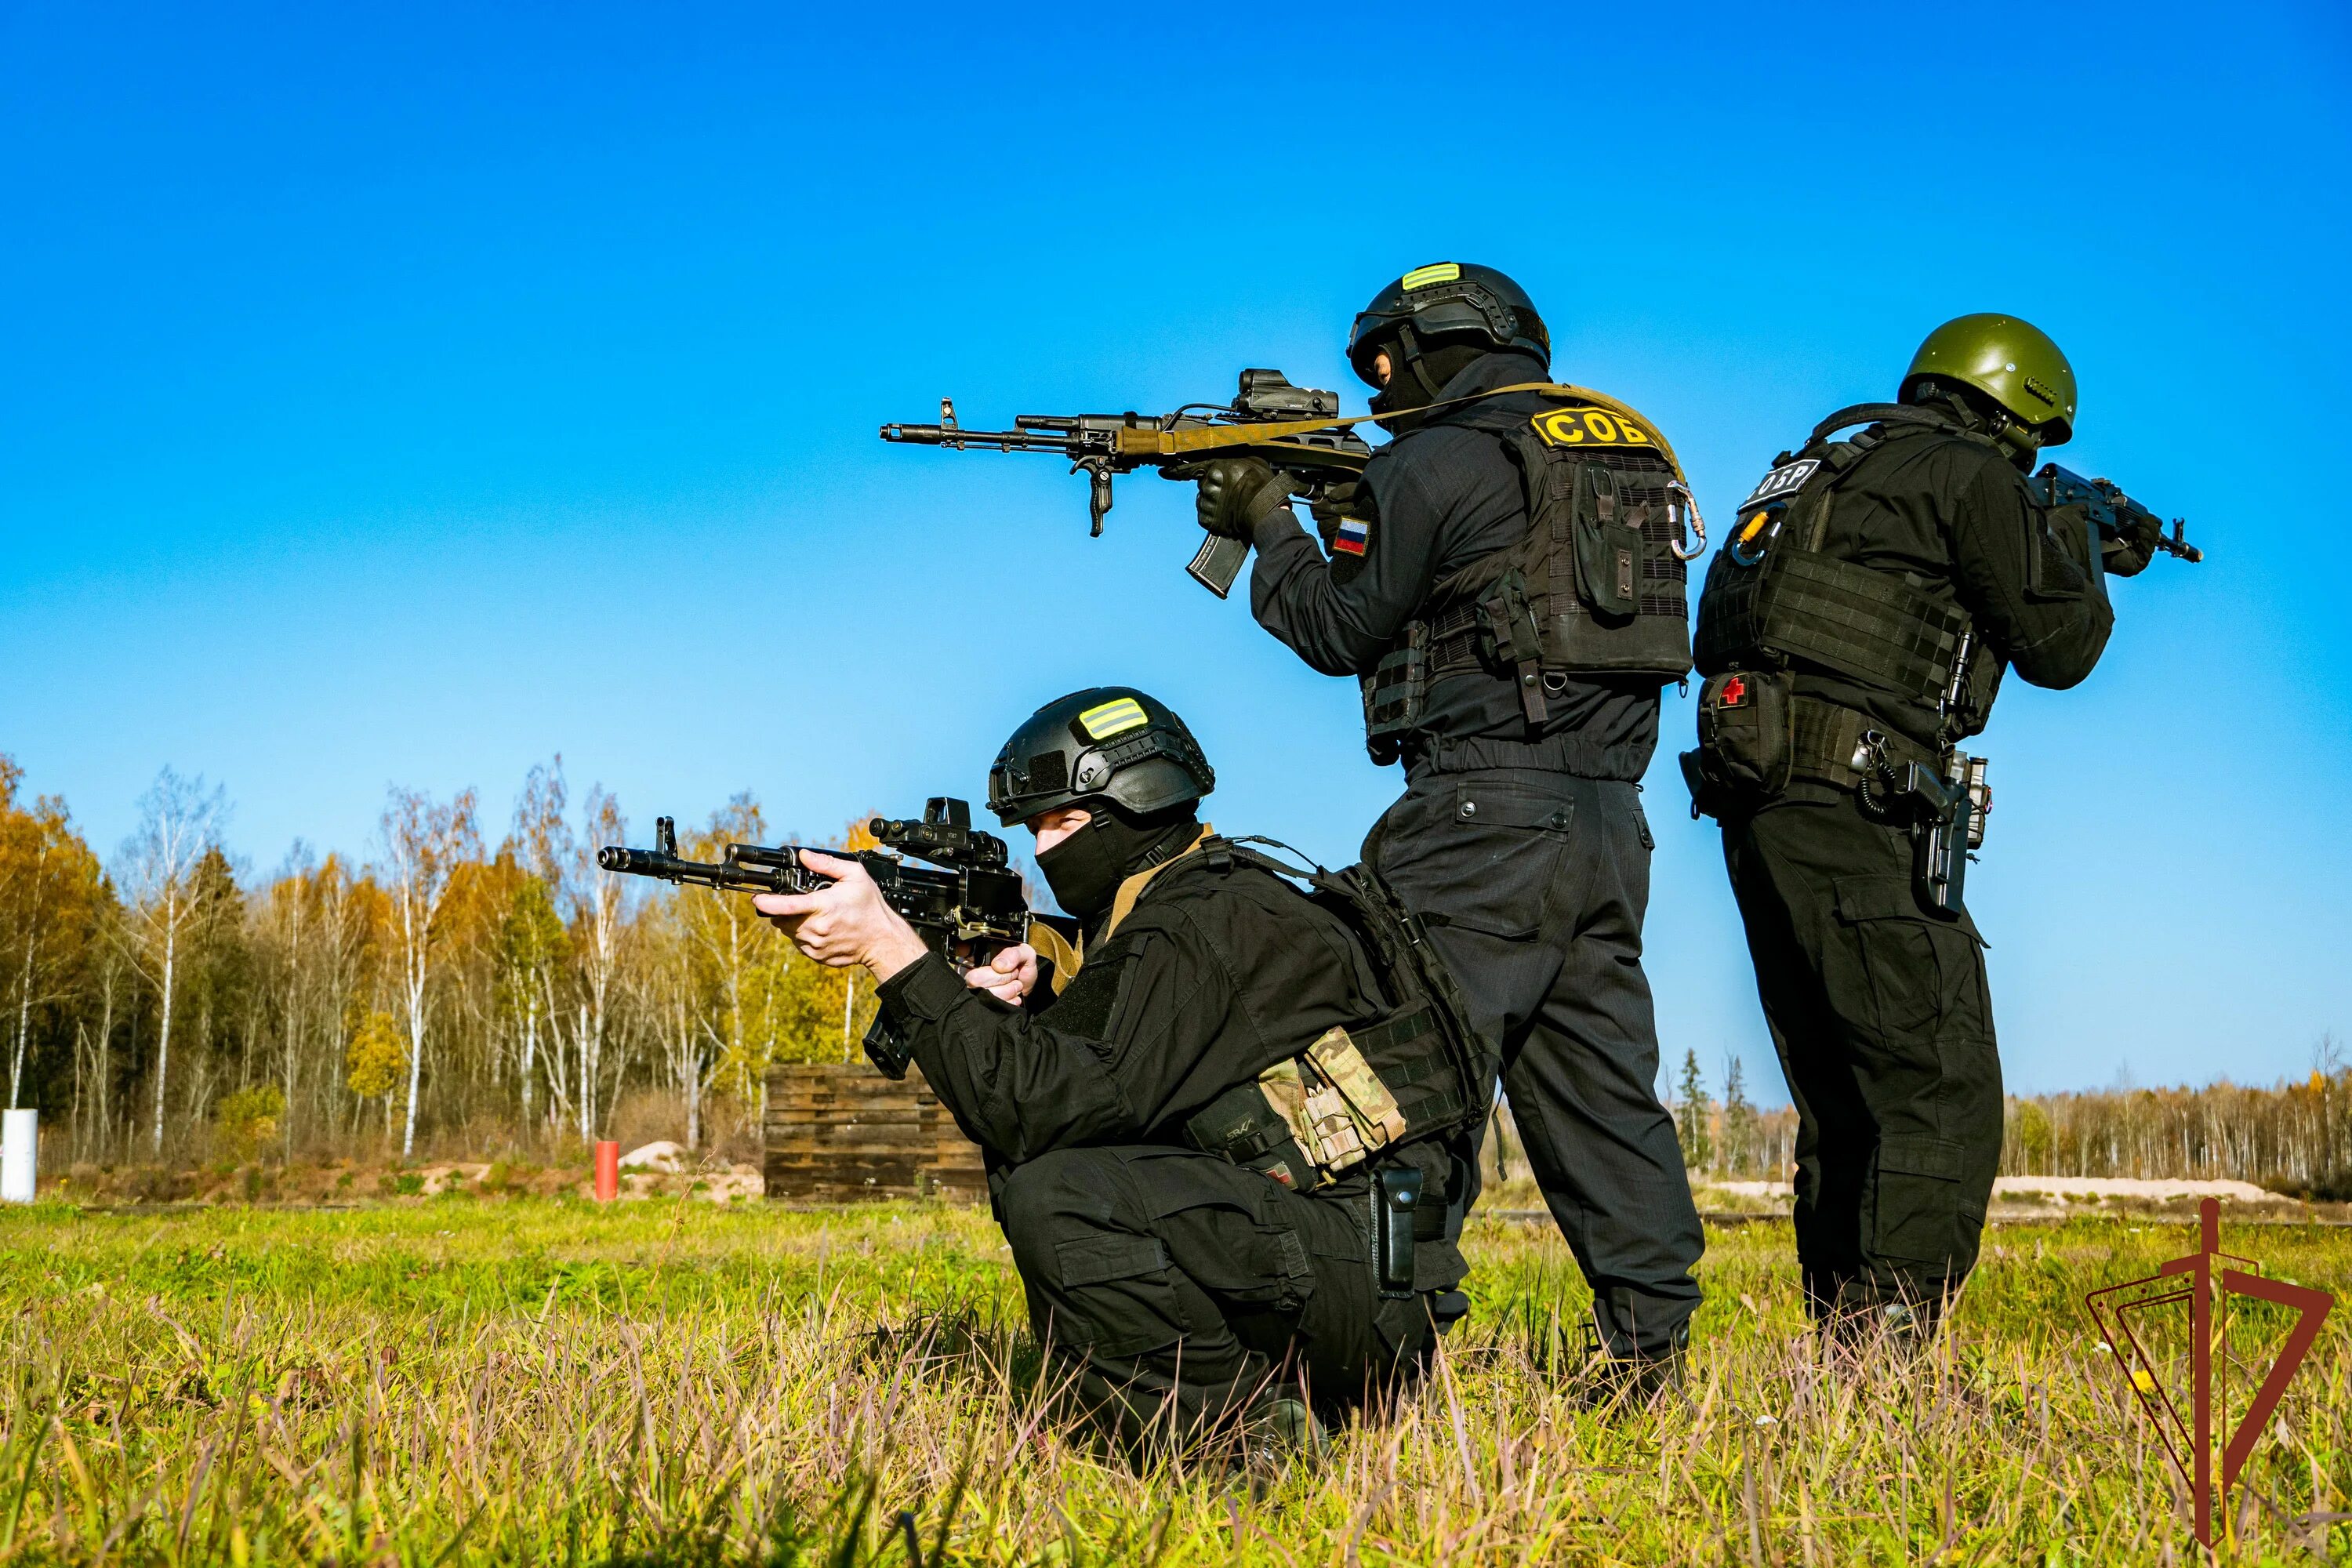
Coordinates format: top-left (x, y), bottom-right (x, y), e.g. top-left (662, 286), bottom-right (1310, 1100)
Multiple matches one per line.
top-left (1078, 698), bottom-right (1148, 740)
top-left (1530, 407), bottom-right (1657, 449)
top-left (1401, 263), bottom-right (1461, 291)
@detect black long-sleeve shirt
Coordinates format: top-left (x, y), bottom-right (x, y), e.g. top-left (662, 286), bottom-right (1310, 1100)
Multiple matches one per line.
top-left (873, 851), bottom-right (1385, 1166)
top-left (1246, 350), bottom-right (1661, 780)
top-left (1788, 423), bottom-right (2114, 750)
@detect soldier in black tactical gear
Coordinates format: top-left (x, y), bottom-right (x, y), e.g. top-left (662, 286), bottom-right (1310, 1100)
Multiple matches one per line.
top-left (1170, 263), bottom-right (1708, 1392)
top-left (755, 687), bottom-right (1493, 1456)
top-left (1684, 314), bottom-right (2146, 1341)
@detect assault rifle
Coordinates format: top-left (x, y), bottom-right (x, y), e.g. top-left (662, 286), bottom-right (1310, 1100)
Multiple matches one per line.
top-left (597, 798), bottom-right (1052, 1079)
top-left (2030, 463), bottom-right (2203, 565)
top-left (880, 368), bottom-right (1374, 597)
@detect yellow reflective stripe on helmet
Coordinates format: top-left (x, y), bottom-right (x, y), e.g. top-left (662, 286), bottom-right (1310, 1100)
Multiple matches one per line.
top-left (1401, 263), bottom-right (1462, 290)
top-left (1077, 697), bottom-right (1147, 739)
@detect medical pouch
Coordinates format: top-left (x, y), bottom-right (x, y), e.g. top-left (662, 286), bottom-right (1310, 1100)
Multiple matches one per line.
top-left (1693, 668), bottom-right (1795, 797)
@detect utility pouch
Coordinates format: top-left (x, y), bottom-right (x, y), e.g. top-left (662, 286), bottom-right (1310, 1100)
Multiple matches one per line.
top-left (1574, 462), bottom-right (1642, 622)
top-left (1692, 668), bottom-right (1795, 799)
top-left (1373, 1165), bottom-right (1424, 1300)
top-left (1679, 748), bottom-right (1730, 822)
top-left (1478, 569), bottom-right (1550, 726)
top-left (1360, 622), bottom-right (1430, 765)
top-left (1183, 1074), bottom-right (1322, 1193)
top-left (1958, 753), bottom-right (1990, 851)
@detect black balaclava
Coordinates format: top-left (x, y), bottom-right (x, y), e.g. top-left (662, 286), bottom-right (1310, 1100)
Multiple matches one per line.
top-left (1036, 804), bottom-right (1200, 924)
top-left (1366, 332), bottom-right (1490, 433)
top-left (1905, 377), bottom-right (2042, 468)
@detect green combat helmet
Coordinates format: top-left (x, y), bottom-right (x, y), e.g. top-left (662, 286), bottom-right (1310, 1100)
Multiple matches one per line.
top-left (1900, 314), bottom-right (2077, 447)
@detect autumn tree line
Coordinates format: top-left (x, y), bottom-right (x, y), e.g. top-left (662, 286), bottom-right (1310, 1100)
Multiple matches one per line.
top-left (1998, 1053), bottom-right (2352, 1193)
top-left (3, 751), bottom-right (2346, 1187)
top-left (1653, 1044), bottom-right (2352, 1192)
top-left (0, 753), bottom-right (880, 1169)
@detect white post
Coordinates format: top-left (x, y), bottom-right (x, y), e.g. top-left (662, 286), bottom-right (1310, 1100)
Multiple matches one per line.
top-left (1, 1109), bottom-right (35, 1203)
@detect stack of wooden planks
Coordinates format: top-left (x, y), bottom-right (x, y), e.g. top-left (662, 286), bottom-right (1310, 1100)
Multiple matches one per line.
top-left (762, 1062), bottom-right (987, 1204)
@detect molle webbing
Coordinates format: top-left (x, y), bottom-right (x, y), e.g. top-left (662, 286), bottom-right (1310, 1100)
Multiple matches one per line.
top-left (1417, 448), bottom-right (1689, 676)
top-left (1360, 627), bottom-right (1427, 740)
top-left (1699, 546), bottom-right (1969, 702)
top-left (1187, 1002), bottom-right (1475, 1185)
top-left (1361, 407), bottom-right (1691, 757)
top-left (1787, 696), bottom-right (1942, 790)
top-left (1342, 1004), bottom-right (1475, 1131)
top-left (1178, 848), bottom-right (1493, 1192)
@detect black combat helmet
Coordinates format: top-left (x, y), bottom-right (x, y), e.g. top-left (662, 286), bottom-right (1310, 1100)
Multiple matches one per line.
top-left (985, 688), bottom-right (1214, 827)
top-left (1347, 262), bottom-right (1552, 394)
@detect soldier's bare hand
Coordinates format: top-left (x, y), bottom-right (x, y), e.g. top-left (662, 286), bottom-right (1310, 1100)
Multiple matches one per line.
top-left (753, 851), bottom-right (928, 982)
top-left (964, 943), bottom-right (1038, 1006)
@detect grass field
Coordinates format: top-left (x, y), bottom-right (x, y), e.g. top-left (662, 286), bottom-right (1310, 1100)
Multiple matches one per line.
top-left (0, 1197), bottom-right (2346, 1565)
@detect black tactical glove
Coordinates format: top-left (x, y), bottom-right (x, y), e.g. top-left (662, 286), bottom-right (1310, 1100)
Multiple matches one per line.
top-left (2101, 514), bottom-right (2161, 579)
top-left (1308, 478), bottom-right (1375, 552)
top-left (1164, 456), bottom-right (1294, 540)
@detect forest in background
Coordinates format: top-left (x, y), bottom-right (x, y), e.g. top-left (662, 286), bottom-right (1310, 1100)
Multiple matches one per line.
top-left (0, 752), bottom-right (883, 1171)
top-left (0, 750), bottom-right (2345, 1190)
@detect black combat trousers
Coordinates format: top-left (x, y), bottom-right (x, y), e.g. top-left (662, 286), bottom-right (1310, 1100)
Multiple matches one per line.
top-left (995, 1145), bottom-right (1443, 1454)
top-left (1719, 784), bottom-right (2002, 1323)
top-left (1366, 760), bottom-right (1704, 1360)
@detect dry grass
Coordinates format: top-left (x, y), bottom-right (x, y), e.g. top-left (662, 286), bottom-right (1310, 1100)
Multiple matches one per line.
top-left (0, 1196), bottom-right (2347, 1564)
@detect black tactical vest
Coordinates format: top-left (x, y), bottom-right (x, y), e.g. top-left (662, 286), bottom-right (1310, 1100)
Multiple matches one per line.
top-left (1361, 390), bottom-right (1700, 763)
top-left (1693, 403), bottom-right (2000, 736)
top-left (1178, 844), bottom-right (1496, 1195)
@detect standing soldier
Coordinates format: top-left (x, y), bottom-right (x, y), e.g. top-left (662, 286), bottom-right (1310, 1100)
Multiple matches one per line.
top-left (1682, 315), bottom-right (2158, 1341)
top-left (1170, 263), bottom-right (1708, 1394)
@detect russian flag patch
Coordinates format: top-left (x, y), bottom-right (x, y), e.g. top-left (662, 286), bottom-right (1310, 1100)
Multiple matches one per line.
top-left (1333, 517), bottom-right (1370, 557)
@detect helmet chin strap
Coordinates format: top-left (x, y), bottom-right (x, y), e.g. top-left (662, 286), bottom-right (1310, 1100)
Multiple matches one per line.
top-left (1396, 324), bottom-right (1447, 404)
top-left (1915, 383), bottom-right (2042, 467)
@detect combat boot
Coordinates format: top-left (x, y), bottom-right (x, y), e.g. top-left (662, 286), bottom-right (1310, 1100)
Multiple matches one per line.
top-left (1563, 1324), bottom-right (1687, 1412)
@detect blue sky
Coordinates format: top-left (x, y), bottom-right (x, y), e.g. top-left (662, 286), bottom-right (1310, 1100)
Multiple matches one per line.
top-left (3, 2), bottom-right (2346, 1098)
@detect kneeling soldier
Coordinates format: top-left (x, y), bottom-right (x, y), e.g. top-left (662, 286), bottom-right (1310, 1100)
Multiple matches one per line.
top-left (757, 687), bottom-right (1492, 1456)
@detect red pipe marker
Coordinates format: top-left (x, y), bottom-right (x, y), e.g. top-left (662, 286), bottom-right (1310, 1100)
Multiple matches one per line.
top-left (593, 1140), bottom-right (620, 1203)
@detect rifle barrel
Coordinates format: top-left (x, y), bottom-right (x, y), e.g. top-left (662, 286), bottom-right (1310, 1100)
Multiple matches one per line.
top-left (596, 844), bottom-right (781, 894)
top-left (878, 422), bottom-right (1074, 452)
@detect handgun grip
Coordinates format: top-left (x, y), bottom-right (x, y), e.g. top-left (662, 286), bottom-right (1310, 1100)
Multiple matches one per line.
top-left (1186, 533), bottom-right (1250, 598)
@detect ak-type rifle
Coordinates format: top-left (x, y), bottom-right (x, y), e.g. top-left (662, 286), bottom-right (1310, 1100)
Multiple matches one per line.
top-left (598, 797), bottom-right (1058, 1079)
top-left (879, 368), bottom-right (1374, 597)
top-left (2030, 463), bottom-right (2203, 565)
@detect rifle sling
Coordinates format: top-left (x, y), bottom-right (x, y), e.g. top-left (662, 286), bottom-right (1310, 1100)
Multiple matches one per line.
top-left (1116, 384), bottom-right (1689, 484)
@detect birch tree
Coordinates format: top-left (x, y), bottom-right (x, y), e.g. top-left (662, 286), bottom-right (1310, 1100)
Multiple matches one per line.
top-left (507, 761), bottom-right (574, 1132)
top-left (379, 786), bottom-right (481, 1156)
top-left (118, 768), bottom-right (226, 1153)
top-left (0, 771), bottom-right (103, 1108)
top-left (569, 786), bottom-right (628, 1139)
